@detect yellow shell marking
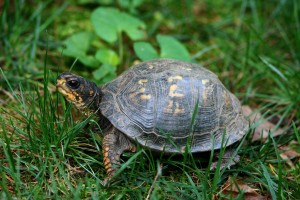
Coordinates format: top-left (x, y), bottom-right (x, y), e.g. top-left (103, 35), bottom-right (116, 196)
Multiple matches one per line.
top-left (129, 86), bottom-right (146, 100)
top-left (169, 84), bottom-right (184, 98)
top-left (168, 75), bottom-right (183, 82)
top-left (139, 87), bottom-right (146, 93)
top-left (148, 64), bottom-right (154, 69)
top-left (138, 79), bottom-right (148, 84)
top-left (181, 66), bottom-right (192, 71)
top-left (140, 94), bottom-right (151, 100)
top-left (202, 79), bottom-right (209, 85)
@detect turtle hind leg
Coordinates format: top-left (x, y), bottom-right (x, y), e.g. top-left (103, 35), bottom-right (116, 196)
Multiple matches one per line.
top-left (102, 127), bottom-right (136, 185)
top-left (210, 149), bottom-right (240, 170)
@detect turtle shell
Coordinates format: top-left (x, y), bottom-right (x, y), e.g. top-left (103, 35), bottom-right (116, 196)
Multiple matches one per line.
top-left (100, 59), bottom-right (248, 153)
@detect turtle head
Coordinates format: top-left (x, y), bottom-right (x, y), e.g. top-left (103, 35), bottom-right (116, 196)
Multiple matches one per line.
top-left (56, 72), bottom-right (101, 114)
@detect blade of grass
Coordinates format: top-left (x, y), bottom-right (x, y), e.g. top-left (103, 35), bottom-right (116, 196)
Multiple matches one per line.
top-left (260, 161), bottom-right (277, 200)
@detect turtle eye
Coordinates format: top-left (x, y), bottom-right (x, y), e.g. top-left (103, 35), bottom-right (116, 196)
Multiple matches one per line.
top-left (67, 79), bottom-right (80, 89)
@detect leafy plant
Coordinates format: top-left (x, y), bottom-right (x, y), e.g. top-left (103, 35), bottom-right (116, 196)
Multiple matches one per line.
top-left (62, 7), bottom-right (192, 83)
top-left (91, 7), bottom-right (145, 43)
top-left (134, 34), bottom-right (191, 62)
top-left (62, 7), bottom-right (146, 83)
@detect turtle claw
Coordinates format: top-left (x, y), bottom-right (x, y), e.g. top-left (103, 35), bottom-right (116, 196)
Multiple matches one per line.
top-left (102, 177), bottom-right (111, 187)
top-left (102, 169), bottom-right (114, 187)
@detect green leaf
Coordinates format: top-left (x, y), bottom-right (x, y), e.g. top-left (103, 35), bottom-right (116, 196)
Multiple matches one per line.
top-left (95, 49), bottom-right (120, 66)
top-left (63, 31), bottom-right (99, 68)
top-left (157, 34), bottom-right (191, 61)
top-left (63, 31), bottom-right (94, 57)
top-left (121, 14), bottom-right (145, 40)
top-left (92, 64), bottom-right (116, 80)
top-left (78, 55), bottom-right (100, 68)
top-left (91, 9), bottom-right (118, 43)
top-left (91, 7), bottom-right (145, 43)
top-left (133, 35), bottom-right (191, 62)
top-left (133, 42), bottom-right (159, 61)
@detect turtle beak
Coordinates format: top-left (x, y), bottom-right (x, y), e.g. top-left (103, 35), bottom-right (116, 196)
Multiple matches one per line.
top-left (56, 79), bottom-right (65, 88)
top-left (56, 79), bottom-right (69, 97)
top-left (56, 73), bottom-right (72, 94)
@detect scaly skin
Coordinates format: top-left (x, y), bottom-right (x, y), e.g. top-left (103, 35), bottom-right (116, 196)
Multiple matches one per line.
top-left (102, 127), bottom-right (136, 185)
top-left (57, 72), bottom-right (136, 185)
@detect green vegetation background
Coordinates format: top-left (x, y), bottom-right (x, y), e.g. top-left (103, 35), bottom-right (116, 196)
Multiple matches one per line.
top-left (0, 0), bottom-right (299, 199)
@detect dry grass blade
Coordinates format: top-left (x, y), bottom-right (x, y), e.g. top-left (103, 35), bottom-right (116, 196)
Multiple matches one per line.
top-left (145, 163), bottom-right (163, 200)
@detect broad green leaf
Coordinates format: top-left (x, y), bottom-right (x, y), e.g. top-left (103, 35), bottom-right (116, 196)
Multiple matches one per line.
top-left (91, 9), bottom-right (118, 43)
top-left (91, 7), bottom-right (145, 43)
top-left (125, 27), bottom-right (145, 41)
top-left (157, 34), bottom-right (191, 61)
top-left (63, 31), bottom-right (99, 68)
top-left (121, 13), bottom-right (145, 40)
top-left (95, 49), bottom-right (120, 66)
top-left (63, 31), bottom-right (94, 57)
top-left (78, 55), bottom-right (100, 68)
top-left (92, 64), bottom-right (116, 80)
top-left (134, 42), bottom-right (159, 61)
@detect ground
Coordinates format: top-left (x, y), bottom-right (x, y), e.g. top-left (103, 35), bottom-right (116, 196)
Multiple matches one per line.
top-left (0, 1), bottom-right (299, 199)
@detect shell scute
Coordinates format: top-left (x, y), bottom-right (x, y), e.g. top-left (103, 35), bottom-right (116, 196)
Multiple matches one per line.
top-left (100, 59), bottom-right (248, 153)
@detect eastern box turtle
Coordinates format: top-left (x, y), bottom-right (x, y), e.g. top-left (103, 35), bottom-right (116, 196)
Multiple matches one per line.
top-left (57, 59), bottom-right (248, 182)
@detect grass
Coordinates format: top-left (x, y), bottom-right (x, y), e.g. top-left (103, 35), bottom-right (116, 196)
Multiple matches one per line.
top-left (1, 0), bottom-right (300, 199)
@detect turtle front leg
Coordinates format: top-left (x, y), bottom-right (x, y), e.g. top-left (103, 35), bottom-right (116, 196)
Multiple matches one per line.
top-left (102, 127), bottom-right (136, 184)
